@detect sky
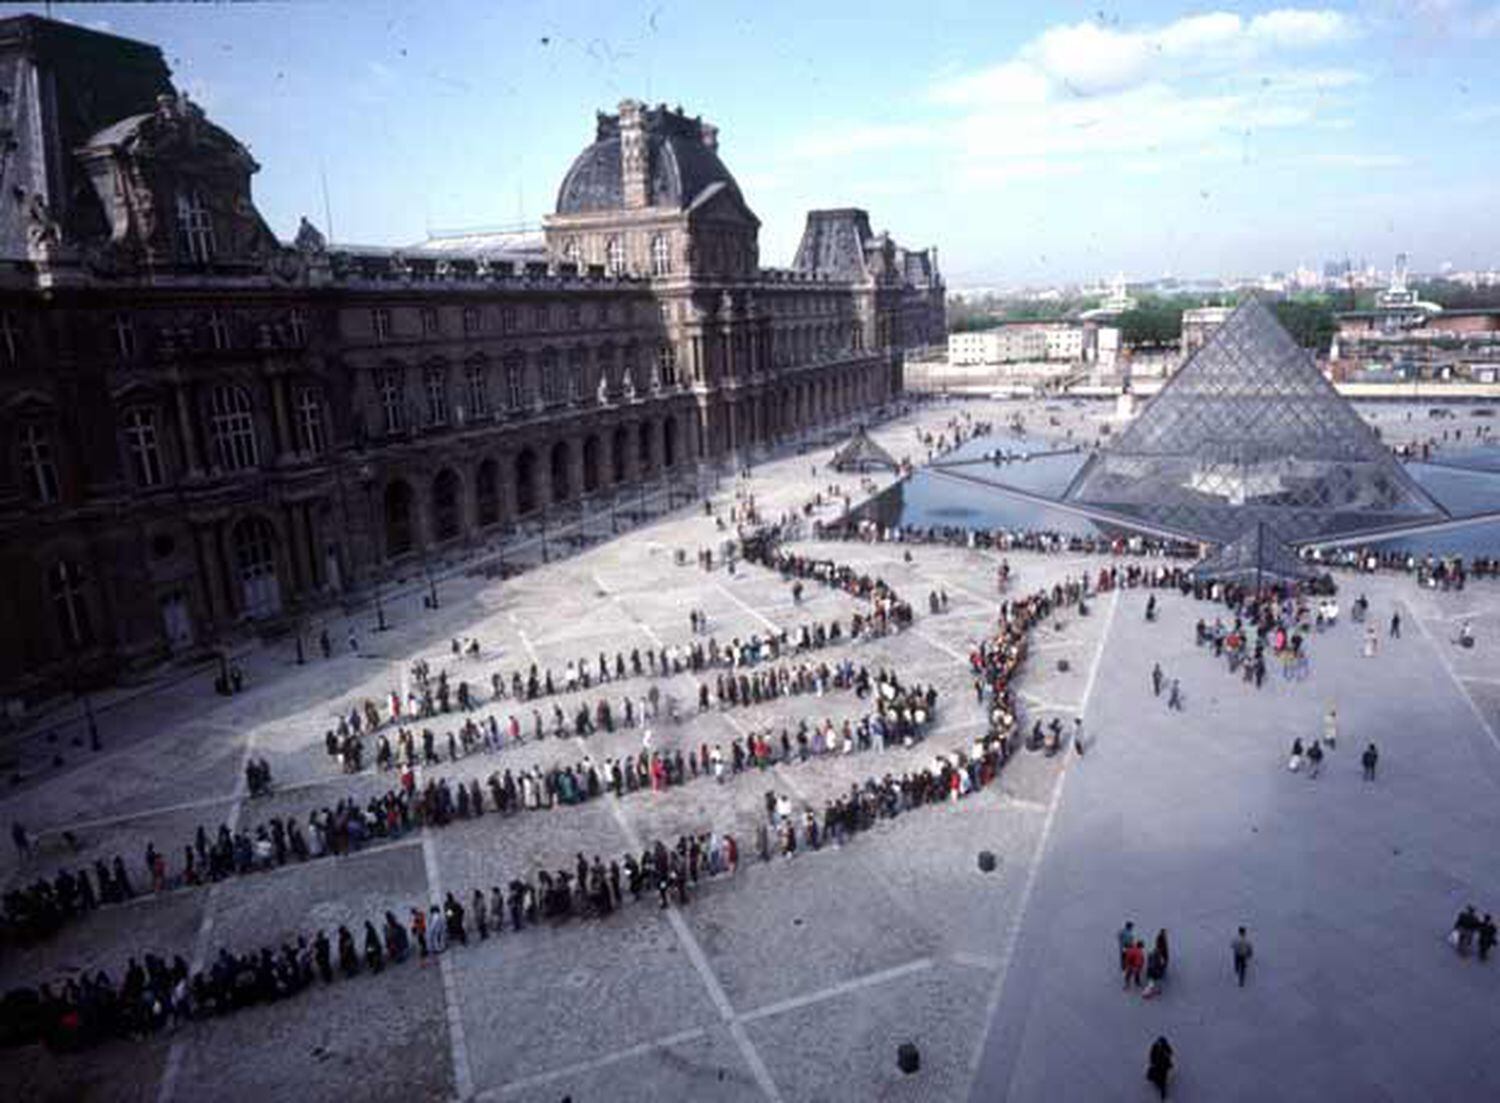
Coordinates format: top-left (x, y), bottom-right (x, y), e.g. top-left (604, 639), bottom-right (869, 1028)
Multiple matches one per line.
top-left (21, 0), bottom-right (1500, 288)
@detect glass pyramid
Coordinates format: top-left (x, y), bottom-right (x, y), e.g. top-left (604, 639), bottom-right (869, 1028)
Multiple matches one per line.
top-left (830, 426), bottom-right (899, 473)
top-left (1062, 299), bottom-right (1447, 545)
top-left (1192, 521), bottom-right (1318, 585)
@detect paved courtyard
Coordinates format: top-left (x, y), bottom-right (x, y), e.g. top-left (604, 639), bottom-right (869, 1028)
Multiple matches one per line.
top-left (4, 398), bottom-right (1500, 1103)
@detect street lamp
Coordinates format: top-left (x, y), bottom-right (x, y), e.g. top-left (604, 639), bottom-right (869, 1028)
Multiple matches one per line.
top-left (359, 464), bottom-right (389, 631)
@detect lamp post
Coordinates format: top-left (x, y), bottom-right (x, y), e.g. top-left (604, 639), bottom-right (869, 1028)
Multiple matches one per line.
top-left (359, 464), bottom-right (388, 631)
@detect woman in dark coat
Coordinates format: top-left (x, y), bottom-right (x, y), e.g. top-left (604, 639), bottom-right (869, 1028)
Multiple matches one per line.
top-left (1147, 1036), bottom-right (1174, 1099)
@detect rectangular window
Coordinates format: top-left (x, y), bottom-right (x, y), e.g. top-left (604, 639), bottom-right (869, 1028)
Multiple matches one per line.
top-left (176, 190), bottom-right (215, 263)
top-left (420, 307), bottom-right (438, 336)
top-left (288, 309), bottom-right (308, 347)
top-left (0, 312), bottom-right (19, 364)
top-left (112, 314), bottom-right (136, 360)
top-left (378, 370), bottom-right (405, 434)
top-left (462, 306), bottom-right (480, 335)
top-left (657, 344), bottom-right (677, 388)
top-left (533, 304), bottom-right (549, 332)
top-left (500, 306), bottom-right (517, 333)
top-left (373, 308), bottom-right (392, 343)
top-left (568, 348), bottom-right (584, 402)
top-left (208, 386), bottom-right (258, 471)
top-left (424, 366), bottom-right (448, 427)
top-left (123, 408), bottom-right (164, 487)
top-left (207, 311), bottom-right (231, 351)
top-left (567, 303), bottom-right (581, 329)
top-left (18, 424), bottom-right (59, 503)
top-left (540, 350), bottom-right (562, 405)
top-left (296, 388), bottom-right (326, 455)
top-left (465, 361), bottom-right (489, 418)
top-left (504, 358), bottom-right (525, 410)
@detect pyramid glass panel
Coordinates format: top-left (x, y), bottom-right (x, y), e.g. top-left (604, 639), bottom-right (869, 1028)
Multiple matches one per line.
top-left (1062, 300), bottom-right (1447, 545)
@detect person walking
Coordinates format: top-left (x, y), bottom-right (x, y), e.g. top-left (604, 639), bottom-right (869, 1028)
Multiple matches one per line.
top-left (1151, 664), bottom-right (1164, 698)
top-left (1146, 1036), bottom-right (1174, 1100)
top-left (1361, 742), bottom-right (1379, 781)
top-left (1306, 739), bottom-right (1324, 779)
top-left (1167, 679), bottom-right (1183, 712)
top-left (1389, 610), bottom-right (1401, 639)
top-left (1232, 926), bottom-right (1254, 987)
top-left (1479, 914), bottom-right (1497, 963)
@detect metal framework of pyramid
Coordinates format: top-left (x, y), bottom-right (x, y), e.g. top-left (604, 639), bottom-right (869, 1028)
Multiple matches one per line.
top-left (830, 426), bottom-right (899, 473)
top-left (1062, 299), bottom-right (1447, 546)
top-left (1192, 521), bottom-right (1318, 586)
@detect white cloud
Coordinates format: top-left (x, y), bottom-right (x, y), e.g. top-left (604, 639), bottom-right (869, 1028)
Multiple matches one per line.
top-left (789, 6), bottom-right (1365, 191)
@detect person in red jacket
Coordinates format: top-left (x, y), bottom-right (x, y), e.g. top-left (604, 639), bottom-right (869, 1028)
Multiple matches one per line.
top-left (1123, 939), bottom-right (1146, 989)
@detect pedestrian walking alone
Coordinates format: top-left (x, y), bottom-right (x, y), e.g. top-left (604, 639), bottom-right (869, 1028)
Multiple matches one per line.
top-left (1232, 926), bottom-right (1253, 987)
top-left (1146, 1036), bottom-right (1174, 1100)
top-left (1167, 679), bottom-right (1183, 712)
top-left (1151, 664), bottom-right (1163, 698)
top-left (1390, 611), bottom-right (1401, 639)
top-left (1305, 739), bottom-right (1324, 779)
top-left (1361, 742), bottom-right (1378, 781)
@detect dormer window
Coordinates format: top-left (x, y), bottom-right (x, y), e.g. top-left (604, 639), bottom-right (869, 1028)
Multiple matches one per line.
top-left (651, 234), bottom-right (671, 277)
top-left (606, 237), bottom-right (625, 276)
top-left (176, 189), bottom-right (215, 263)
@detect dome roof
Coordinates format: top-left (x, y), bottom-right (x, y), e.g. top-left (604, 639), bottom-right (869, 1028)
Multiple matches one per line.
top-left (555, 104), bottom-right (748, 215)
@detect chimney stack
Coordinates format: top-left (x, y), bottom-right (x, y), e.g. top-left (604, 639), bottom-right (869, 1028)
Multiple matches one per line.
top-left (619, 99), bottom-right (649, 210)
top-left (700, 121), bottom-right (718, 153)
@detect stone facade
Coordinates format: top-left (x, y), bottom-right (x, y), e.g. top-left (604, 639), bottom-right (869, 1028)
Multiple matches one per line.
top-left (0, 16), bottom-right (943, 705)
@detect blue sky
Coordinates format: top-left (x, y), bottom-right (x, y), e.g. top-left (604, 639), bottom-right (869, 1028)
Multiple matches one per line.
top-left (25, 1), bottom-right (1500, 287)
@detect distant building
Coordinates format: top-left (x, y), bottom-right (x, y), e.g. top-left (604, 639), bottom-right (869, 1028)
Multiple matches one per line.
top-left (1181, 306), bottom-right (1234, 355)
top-left (1330, 255), bottom-right (1498, 382)
top-left (947, 321), bottom-right (1113, 377)
top-left (1081, 273), bottom-right (1135, 320)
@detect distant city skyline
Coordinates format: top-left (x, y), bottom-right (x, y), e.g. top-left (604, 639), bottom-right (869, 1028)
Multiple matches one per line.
top-left (22, 0), bottom-right (1500, 285)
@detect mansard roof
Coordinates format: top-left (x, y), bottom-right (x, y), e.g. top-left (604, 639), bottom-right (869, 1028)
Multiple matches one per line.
top-left (555, 102), bottom-right (753, 220)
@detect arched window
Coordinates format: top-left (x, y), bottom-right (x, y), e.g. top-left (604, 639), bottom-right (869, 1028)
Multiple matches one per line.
top-left (296, 387), bottom-right (326, 455)
top-left (49, 560), bottom-right (92, 649)
top-left (650, 234), bottom-right (671, 276)
top-left (17, 423), bottom-right (59, 503)
top-left (232, 516), bottom-right (281, 618)
top-left (606, 236), bottom-right (625, 276)
top-left (208, 385), bottom-right (258, 471)
top-left (514, 450), bottom-right (538, 515)
top-left (122, 408), bottom-right (164, 487)
top-left (562, 239), bottom-right (581, 267)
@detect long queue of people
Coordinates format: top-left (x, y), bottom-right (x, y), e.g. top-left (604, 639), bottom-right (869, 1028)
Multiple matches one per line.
top-left (325, 612), bottom-right (870, 773)
top-left (6, 683), bottom-right (1027, 1057)
top-left (1302, 546), bottom-right (1498, 586)
top-left (2, 667), bottom-right (940, 952)
top-left (0, 830), bottom-right (735, 1053)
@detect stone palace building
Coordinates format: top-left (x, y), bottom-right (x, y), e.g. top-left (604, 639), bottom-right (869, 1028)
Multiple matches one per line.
top-left (0, 16), bottom-right (943, 705)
